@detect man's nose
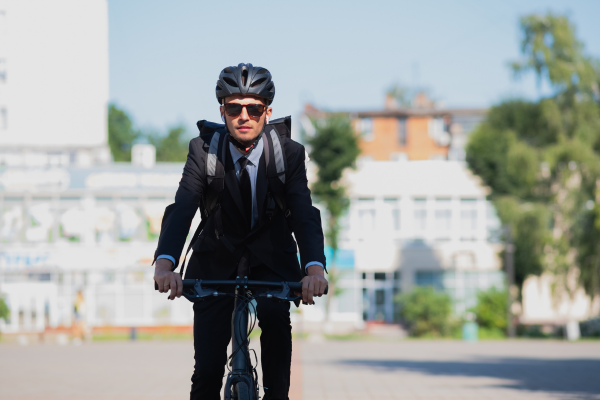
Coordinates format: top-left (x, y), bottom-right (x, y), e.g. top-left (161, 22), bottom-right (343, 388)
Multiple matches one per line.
top-left (238, 106), bottom-right (250, 121)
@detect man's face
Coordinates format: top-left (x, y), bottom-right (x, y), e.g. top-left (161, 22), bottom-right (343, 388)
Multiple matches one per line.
top-left (220, 95), bottom-right (273, 145)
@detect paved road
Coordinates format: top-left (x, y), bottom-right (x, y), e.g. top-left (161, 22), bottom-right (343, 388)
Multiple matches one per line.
top-left (302, 340), bottom-right (600, 400)
top-left (0, 339), bottom-right (599, 400)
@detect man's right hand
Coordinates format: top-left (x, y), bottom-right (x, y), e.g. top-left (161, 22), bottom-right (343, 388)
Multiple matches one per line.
top-left (154, 258), bottom-right (183, 300)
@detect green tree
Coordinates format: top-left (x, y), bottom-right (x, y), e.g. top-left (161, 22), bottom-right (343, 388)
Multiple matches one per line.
top-left (148, 125), bottom-right (189, 162)
top-left (307, 116), bottom-right (360, 254)
top-left (0, 295), bottom-right (9, 323)
top-left (466, 13), bottom-right (600, 301)
top-left (306, 116), bottom-right (359, 320)
top-left (470, 287), bottom-right (507, 335)
top-left (396, 287), bottom-right (453, 337)
top-left (108, 104), bottom-right (139, 162)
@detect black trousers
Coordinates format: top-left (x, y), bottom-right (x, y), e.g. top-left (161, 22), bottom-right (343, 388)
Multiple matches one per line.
top-left (190, 265), bottom-right (292, 400)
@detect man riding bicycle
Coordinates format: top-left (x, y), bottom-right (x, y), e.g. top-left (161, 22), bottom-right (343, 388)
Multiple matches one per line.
top-left (153, 63), bottom-right (328, 400)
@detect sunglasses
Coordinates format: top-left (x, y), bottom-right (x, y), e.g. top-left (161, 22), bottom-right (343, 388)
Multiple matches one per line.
top-left (223, 103), bottom-right (266, 118)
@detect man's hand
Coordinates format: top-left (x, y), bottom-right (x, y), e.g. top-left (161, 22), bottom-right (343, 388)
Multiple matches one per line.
top-left (154, 258), bottom-right (183, 300)
top-left (299, 265), bottom-right (328, 305)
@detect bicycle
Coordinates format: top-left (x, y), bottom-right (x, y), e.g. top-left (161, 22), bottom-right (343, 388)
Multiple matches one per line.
top-left (173, 277), bottom-right (327, 400)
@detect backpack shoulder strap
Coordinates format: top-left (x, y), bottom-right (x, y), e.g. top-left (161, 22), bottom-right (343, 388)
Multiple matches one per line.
top-left (263, 122), bottom-right (291, 220)
top-left (204, 129), bottom-right (228, 215)
top-left (178, 128), bottom-right (228, 276)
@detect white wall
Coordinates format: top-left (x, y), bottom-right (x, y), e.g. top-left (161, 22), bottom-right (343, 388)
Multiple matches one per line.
top-left (0, 0), bottom-right (109, 148)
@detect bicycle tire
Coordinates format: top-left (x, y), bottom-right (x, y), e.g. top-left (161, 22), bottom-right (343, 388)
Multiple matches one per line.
top-left (234, 381), bottom-right (250, 400)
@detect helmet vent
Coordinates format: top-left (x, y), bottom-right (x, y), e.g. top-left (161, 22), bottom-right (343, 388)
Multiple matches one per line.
top-left (241, 69), bottom-right (248, 86)
top-left (223, 77), bottom-right (238, 87)
top-left (251, 78), bottom-right (266, 88)
top-left (224, 67), bottom-right (233, 74)
top-left (256, 68), bottom-right (268, 74)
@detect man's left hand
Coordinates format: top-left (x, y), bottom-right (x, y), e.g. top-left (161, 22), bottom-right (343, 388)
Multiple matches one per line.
top-left (299, 265), bottom-right (328, 305)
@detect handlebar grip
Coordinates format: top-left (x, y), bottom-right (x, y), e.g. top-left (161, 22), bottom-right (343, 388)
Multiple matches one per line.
top-left (288, 282), bottom-right (328, 295)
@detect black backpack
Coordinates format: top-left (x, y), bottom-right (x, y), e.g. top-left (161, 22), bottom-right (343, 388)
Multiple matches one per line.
top-left (179, 116), bottom-right (293, 271)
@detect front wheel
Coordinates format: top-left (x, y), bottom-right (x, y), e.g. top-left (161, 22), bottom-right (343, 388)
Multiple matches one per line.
top-left (234, 381), bottom-right (250, 400)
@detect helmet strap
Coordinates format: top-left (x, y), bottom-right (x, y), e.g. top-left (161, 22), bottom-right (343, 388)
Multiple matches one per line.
top-left (228, 130), bottom-right (263, 154)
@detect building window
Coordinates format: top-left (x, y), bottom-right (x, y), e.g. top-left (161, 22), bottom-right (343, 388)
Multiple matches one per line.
top-left (398, 118), bottom-right (407, 146)
top-left (393, 271), bottom-right (401, 281)
top-left (359, 209), bottom-right (376, 231)
top-left (358, 198), bottom-right (376, 231)
top-left (0, 59), bottom-right (6, 83)
top-left (413, 198), bottom-right (427, 232)
top-left (384, 198), bottom-right (400, 230)
top-left (0, 107), bottom-right (6, 130)
top-left (392, 209), bottom-right (400, 230)
top-left (435, 198), bottom-right (452, 239)
top-left (374, 272), bottom-right (387, 281)
top-left (415, 271), bottom-right (443, 290)
top-left (359, 118), bottom-right (374, 142)
top-left (460, 198), bottom-right (478, 240)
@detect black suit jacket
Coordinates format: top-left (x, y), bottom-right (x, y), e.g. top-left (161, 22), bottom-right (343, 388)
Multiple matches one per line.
top-left (154, 131), bottom-right (326, 283)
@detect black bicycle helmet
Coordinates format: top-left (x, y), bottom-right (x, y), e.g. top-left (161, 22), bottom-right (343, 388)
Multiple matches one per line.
top-left (216, 63), bottom-right (275, 105)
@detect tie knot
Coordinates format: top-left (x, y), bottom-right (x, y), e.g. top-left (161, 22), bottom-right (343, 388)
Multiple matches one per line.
top-left (239, 157), bottom-right (250, 169)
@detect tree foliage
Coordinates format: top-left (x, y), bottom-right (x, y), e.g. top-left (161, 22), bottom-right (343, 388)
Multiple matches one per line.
top-left (108, 104), bottom-right (190, 163)
top-left (148, 126), bottom-right (189, 162)
top-left (0, 295), bottom-right (9, 323)
top-left (470, 287), bottom-right (507, 334)
top-left (307, 116), bottom-right (360, 253)
top-left (108, 104), bottom-right (139, 162)
top-left (396, 287), bottom-right (454, 337)
top-left (466, 13), bottom-right (600, 298)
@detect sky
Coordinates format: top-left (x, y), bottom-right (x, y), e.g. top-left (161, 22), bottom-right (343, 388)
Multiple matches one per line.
top-left (107, 0), bottom-right (600, 134)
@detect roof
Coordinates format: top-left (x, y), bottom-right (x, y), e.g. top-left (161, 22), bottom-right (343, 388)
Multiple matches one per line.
top-left (0, 163), bottom-right (185, 193)
top-left (303, 103), bottom-right (487, 119)
top-left (346, 160), bottom-right (488, 198)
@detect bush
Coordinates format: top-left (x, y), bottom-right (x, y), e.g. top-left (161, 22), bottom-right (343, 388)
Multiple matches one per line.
top-left (580, 318), bottom-right (600, 338)
top-left (470, 287), bottom-right (507, 336)
top-left (395, 287), bottom-right (454, 337)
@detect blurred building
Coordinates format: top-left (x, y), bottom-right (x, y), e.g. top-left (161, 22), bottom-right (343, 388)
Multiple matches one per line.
top-left (313, 160), bottom-right (504, 327)
top-left (0, 0), bottom-right (110, 167)
top-left (0, 163), bottom-right (196, 334)
top-left (0, 0), bottom-right (191, 336)
top-left (303, 94), bottom-right (486, 162)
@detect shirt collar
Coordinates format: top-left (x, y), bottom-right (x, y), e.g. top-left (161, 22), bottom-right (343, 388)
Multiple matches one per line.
top-left (229, 134), bottom-right (264, 166)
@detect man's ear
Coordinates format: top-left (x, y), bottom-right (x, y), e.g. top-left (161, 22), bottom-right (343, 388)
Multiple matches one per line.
top-left (220, 107), bottom-right (226, 123)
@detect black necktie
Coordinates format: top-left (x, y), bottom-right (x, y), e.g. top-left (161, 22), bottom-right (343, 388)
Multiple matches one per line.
top-left (239, 157), bottom-right (252, 228)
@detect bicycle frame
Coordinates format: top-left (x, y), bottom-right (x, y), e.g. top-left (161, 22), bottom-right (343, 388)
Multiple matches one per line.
top-left (179, 277), bottom-right (311, 400)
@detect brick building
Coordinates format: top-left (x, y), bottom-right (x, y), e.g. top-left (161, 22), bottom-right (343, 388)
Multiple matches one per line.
top-left (302, 94), bottom-right (487, 162)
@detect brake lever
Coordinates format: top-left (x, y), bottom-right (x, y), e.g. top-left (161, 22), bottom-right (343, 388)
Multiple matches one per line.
top-left (257, 282), bottom-right (301, 302)
top-left (182, 279), bottom-right (225, 302)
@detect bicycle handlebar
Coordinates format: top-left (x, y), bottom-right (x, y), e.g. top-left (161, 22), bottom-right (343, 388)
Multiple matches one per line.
top-left (181, 279), bottom-right (312, 294)
top-left (159, 278), bottom-right (327, 303)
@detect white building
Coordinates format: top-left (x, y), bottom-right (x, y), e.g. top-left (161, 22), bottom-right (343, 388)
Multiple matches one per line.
top-left (311, 160), bottom-right (505, 326)
top-left (0, 163), bottom-right (197, 334)
top-left (0, 0), bottom-right (110, 167)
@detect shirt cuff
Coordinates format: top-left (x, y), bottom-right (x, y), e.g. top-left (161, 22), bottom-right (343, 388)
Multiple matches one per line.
top-left (305, 261), bottom-right (324, 272)
top-left (156, 254), bottom-right (177, 266)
